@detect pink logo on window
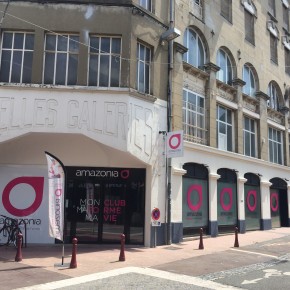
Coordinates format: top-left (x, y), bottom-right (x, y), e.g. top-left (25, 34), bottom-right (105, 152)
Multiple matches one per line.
top-left (270, 192), bottom-right (279, 212)
top-left (246, 190), bottom-right (257, 212)
top-left (220, 188), bottom-right (233, 211)
top-left (187, 184), bottom-right (203, 211)
top-left (2, 177), bottom-right (44, 217)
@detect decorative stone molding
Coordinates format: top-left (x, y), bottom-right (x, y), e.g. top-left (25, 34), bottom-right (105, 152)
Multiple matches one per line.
top-left (267, 21), bottom-right (279, 38)
top-left (204, 62), bottom-right (220, 73)
top-left (232, 78), bottom-right (246, 87)
top-left (282, 35), bottom-right (290, 51)
top-left (255, 90), bottom-right (270, 102)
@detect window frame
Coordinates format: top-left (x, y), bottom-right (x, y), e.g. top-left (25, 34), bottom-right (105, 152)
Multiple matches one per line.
top-left (243, 115), bottom-right (257, 158)
top-left (244, 9), bottom-right (255, 45)
top-left (0, 31), bottom-right (35, 84)
top-left (43, 33), bottom-right (79, 86)
top-left (137, 41), bottom-right (151, 94)
top-left (268, 0), bottom-right (276, 17)
top-left (139, 0), bottom-right (152, 11)
top-left (183, 88), bottom-right (206, 144)
top-left (270, 33), bottom-right (278, 64)
top-left (242, 64), bottom-right (256, 97)
top-left (216, 105), bottom-right (233, 152)
top-left (183, 28), bottom-right (205, 69)
top-left (88, 35), bottom-right (122, 88)
top-left (220, 0), bottom-right (232, 23)
top-left (216, 48), bottom-right (233, 85)
top-left (283, 3), bottom-right (289, 31)
top-left (269, 127), bottom-right (284, 165)
top-left (267, 82), bottom-right (279, 110)
top-left (285, 47), bottom-right (290, 75)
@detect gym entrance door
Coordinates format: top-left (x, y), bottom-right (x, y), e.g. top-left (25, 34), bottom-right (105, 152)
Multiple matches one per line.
top-left (65, 167), bottom-right (145, 245)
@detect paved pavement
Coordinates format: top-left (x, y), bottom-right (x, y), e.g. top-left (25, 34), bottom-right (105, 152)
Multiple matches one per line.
top-left (1, 228), bottom-right (290, 289)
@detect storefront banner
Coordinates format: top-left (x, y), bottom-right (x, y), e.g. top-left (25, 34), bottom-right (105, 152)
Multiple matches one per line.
top-left (0, 166), bottom-right (53, 244)
top-left (166, 131), bottom-right (184, 158)
top-left (45, 152), bottom-right (65, 241)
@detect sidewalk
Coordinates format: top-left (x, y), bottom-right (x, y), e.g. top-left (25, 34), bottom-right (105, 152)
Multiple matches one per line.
top-left (1, 227), bottom-right (290, 289)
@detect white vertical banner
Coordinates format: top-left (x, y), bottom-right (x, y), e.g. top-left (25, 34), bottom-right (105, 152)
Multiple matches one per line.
top-left (45, 152), bottom-right (65, 241)
top-left (166, 130), bottom-right (184, 158)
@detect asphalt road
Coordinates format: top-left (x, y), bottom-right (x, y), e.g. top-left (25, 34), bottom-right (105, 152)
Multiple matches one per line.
top-left (14, 235), bottom-right (290, 290)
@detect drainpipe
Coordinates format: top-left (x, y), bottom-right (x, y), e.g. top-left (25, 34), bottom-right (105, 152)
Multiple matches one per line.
top-left (166, 0), bottom-right (174, 245)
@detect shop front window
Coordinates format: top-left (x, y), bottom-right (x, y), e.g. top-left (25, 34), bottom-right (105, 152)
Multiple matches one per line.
top-left (65, 167), bottom-right (145, 244)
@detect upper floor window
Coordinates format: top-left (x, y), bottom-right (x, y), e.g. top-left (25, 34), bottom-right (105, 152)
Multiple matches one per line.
top-left (242, 0), bottom-right (256, 45)
top-left (183, 28), bottom-right (205, 69)
top-left (269, 127), bottom-right (283, 165)
top-left (242, 64), bottom-right (256, 97)
top-left (243, 116), bottom-right (257, 157)
top-left (270, 34), bottom-right (278, 64)
top-left (267, 21), bottom-right (279, 64)
top-left (0, 32), bottom-right (34, 83)
top-left (221, 0), bottom-right (232, 22)
top-left (216, 105), bottom-right (233, 152)
top-left (267, 82), bottom-right (280, 110)
top-left (137, 42), bottom-right (151, 94)
top-left (189, 0), bottom-right (203, 19)
top-left (285, 47), bottom-right (290, 75)
top-left (268, 0), bottom-right (276, 17)
top-left (43, 33), bottom-right (79, 85)
top-left (216, 48), bottom-right (233, 85)
top-left (88, 36), bottom-right (121, 87)
top-left (183, 88), bottom-right (206, 144)
top-left (139, 0), bottom-right (152, 11)
top-left (283, 2), bottom-right (289, 31)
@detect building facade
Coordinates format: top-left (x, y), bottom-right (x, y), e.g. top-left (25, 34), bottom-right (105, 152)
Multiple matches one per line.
top-left (0, 0), bottom-right (169, 247)
top-left (170, 0), bottom-right (290, 241)
top-left (1, 0), bottom-right (290, 247)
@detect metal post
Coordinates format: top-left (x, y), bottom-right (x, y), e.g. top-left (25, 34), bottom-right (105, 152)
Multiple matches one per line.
top-left (166, 0), bottom-right (175, 247)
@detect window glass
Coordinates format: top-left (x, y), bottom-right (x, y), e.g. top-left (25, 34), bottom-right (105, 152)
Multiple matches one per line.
top-left (183, 28), bottom-right (205, 69)
top-left (0, 32), bottom-right (34, 84)
top-left (183, 89), bottom-right (206, 144)
top-left (269, 127), bottom-right (283, 165)
top-left (243, 64), bottom-right (256, 97)
top-left (137, 42), bottom-right (151, 94)
top-left (217, 105), bottom-right (233, 151)
top-left (88, 36), bottom-right (121, 87)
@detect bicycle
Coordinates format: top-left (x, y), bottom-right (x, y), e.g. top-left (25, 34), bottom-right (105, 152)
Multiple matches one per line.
top-left (0, 215), bottom-right (23, 247)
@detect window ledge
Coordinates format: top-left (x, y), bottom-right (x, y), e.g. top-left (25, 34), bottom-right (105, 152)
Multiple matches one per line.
top-left (129, 89), bottom-right (157, 103)
top-left (183, 62), bottom-right (209, 80)
top-left (216, 80), bottom-right (236, 94)
top-left (0, 82), bottom-right (130, 93)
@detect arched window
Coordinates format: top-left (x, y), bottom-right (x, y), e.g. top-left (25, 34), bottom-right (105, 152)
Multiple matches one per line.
top-left (183, 28), bottom-right (205, 69)
top-left (216, 48), bottom-right (233, 85)
top-left (242, 64), bottom-right (256, 97)
top-left (267, 82), bottom-right (279, 110)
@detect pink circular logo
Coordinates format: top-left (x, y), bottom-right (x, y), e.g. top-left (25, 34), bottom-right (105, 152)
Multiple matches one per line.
top-left (2, 177), bottom-right (44, 217)
top-left (270, 192), bottom-right (279, 212)
top-left (120, 170), bottom-right (130, 179)
top-left (187, 184), bottom-right (203, 211)
top-left (246, 190), bottom-right (257, 212)
top-left (169, 134), bottom-right (181, 149)
top-left (220, 188), bottom-right (233, 211)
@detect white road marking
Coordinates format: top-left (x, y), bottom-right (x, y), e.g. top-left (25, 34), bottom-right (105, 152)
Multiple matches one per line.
top-left (241, 278), bottom-right (263, 285)
top-left (15, 267), bottom-right (243, 290)
top-left (230, 248), bottom-right (279, 259)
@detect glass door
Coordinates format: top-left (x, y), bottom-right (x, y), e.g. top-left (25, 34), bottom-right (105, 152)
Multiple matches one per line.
top-left (101, 183), bottom-right (127, 242)
top-left (66, 181), bottom-right (101, 243)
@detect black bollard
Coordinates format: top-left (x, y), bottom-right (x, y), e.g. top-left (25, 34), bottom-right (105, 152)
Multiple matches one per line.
top-left (234, 227), bottom-right (239, 248)
top-left (15, 233), bottom-right (23, 262)
top-left (119, 234), bottom-right (125, 261)
top-left (70, 238), bottom-right (78, 268)
top-left (198, 228), bottom-right (204, 250)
